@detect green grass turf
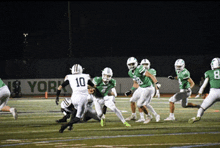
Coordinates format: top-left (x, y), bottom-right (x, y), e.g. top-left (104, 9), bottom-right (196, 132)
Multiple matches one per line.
top-left (0, 97), bottom-right (220, 148)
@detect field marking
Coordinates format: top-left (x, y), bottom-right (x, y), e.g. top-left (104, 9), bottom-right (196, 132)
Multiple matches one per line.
top-left (2, 124), bottom-right (220, 135)
top-left (1, 132), bottom-right (220, 147)
top-left (170, 143), bottom-right (220, 148)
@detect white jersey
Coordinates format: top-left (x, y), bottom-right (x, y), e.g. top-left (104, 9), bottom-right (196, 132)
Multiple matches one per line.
top-left (64, 73), bottom-right (90, 95)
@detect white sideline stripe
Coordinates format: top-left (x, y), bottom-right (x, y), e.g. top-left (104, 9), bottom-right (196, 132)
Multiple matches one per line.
top-left (0, 132), bottom-right (220, 147)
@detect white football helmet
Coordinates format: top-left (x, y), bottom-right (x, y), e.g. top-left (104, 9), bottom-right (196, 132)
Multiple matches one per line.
top-left (102, 67), bottom-right (113, 83)
top-left (70, 64), bottom-right (83, 74)
top-left (140, 59), bottom-right (150, 70)
top-left (174, 59), bottom-right (185, 73)
top-left (127, 57), bottom-right (138, 70)
top-left (211, 57), bottom-right (220, 70)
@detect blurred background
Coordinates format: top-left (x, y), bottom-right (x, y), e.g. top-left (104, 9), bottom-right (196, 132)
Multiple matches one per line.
top-left (1, 1), bottom-right (220, 85)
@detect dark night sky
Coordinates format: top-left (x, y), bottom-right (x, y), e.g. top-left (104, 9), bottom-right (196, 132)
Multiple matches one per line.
top-left (1, 1), bottom-right (220, 60)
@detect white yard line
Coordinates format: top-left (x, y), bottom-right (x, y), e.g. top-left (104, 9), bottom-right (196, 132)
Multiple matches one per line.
top-left (1, 132), bottom-right (220, 147)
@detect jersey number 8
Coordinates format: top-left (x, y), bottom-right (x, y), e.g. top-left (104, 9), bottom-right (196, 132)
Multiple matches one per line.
top-left (214, 70), bottom-right (220, 79)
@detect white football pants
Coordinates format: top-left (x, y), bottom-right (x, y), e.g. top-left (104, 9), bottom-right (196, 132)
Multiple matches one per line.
top-left (71, 93), bottom-right (88, 118)
top-left (0, 86), bottom-right (10, 110)
top-left (200, 88), bottom-right (220, 111)
top-left (93, 95), bottom-right (126, 123)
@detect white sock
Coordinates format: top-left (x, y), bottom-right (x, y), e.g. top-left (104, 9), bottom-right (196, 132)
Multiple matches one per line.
top-left (145, 104), bottom-right (157, 116)
top-left (139, 112), bottom-right (144, 119)
top-left (132, 113), bottom-right (136, 117)
top-left (170, 113), bottom-right (174, 117)
top-left (197, 108), bottom-right (203, 117)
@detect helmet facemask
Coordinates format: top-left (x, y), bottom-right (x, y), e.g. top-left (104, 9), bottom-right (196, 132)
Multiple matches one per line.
top-left (174, 59), bottom-right (185, 73)
top-left (140, 59), bottom-right (150, 70)
top-left (211, 58), bottom-right (220, 70)
top-left (102, 67), bottom-right (113, 84)
top-left (127, 57), bottom-right (138, 70)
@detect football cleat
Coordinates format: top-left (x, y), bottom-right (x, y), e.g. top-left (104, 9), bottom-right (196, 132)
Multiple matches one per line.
top-left (164, 116), bottom-right (175, 121)
top-left (125, 115), bottom-right (137, 121)
top-left (68, 125), bottom-right (73, 131)
top-left (155, 114), bottom-right (160, 122)
top-left (135, 118), bottom-right (145, 122)
top-left (59, 124), bottom-right (67, 133)
top-left (143, 118), bottom-right (151, 124)
top-left (188, 117), bottom-right (201, 124)
top-left (11, 108), bottom-right (18, 120)
top-left (100, 118), bottom-right (106, 127)
top-left (124, 122), bottom-right (131, 127)
top-left (143, 115), bottom-right (152, 124)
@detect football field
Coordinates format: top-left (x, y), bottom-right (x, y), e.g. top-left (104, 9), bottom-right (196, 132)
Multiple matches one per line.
top-left (0, 97), bottom-right (220, 148)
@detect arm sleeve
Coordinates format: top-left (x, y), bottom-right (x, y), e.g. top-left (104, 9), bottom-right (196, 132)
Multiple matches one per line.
top-left (56, 90), bottom-right (61, 97)
top-left (61, 80), bottom-right (69, 88)
top-left (198, 78), bottom-right (209, 94)
top-left (88, 79), bottom-right (95, 87)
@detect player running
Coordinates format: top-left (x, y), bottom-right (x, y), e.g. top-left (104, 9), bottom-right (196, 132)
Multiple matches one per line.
top-left (189, 57), bottom-right (220, 123)
top-left (125, 57), bottom-right (161, 124)
top-left (92, 67), bottom-right (131, 127)
top-left (125, 58), bottom-right (160, 123)
top-left (164, 59), bottom-right (200, 121)
top-left (56, 64), bottom-right (96, 133)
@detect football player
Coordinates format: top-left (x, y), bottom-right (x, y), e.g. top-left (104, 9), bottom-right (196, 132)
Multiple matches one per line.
top-left (0, 78), bottom-right (18, 120)
top-left (126, 58), bottom-right (160, 123)
top-left (92, 67), bottom-right (131, 127)
top-left (188, 58), bottom-right (220, 123)
top-left (56, 89), bottom-right (100, 123)
top-left (164, 59), bottom-right (200, 121)
top-left (56, 64), bottom-right (96, 133)
top-left (125, 57), bottom-right (161, 124)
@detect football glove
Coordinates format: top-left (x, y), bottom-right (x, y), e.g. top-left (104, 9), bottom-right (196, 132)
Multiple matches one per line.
top-left (168, 75), bottom-right (174, 80)
top-left (155, 89), bottom-right (160, 99)
top-left (55, 97), bottom-right (59, 105)
top-left (125, 90), bottom-right (132, 96)
top-left (195, 93), bottom-right (201, 98)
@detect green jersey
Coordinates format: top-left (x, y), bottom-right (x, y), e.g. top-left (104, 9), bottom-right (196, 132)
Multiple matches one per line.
top-left (148, 68), bottom-right (156, 84)
top-left (205, 69), bottom-right (220, 88)
top-left (0, 79), bottom-right (6, 88)
top-left (176, 68), bottom-right (190, 89)
top-left (92, 77), bottom-right (116, 97)
top-left (128, 65), bottom-right (152, 88)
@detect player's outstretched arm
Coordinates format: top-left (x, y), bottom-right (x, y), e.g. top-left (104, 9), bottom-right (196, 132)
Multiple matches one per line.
top-left (195, 78), bottom-right (209, 98)
top-left (56, 80), bottom-right (69, 105)
top-left (125, 81), bottom-right (138, 96)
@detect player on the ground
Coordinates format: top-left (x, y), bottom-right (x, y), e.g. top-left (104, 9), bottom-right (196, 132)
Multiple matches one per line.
top-left (0, 78), bottom-right (18, 120)
top-left (56, 87), bottom-right (100, 123)
top-left (125, 57), bottom-right (161, 124)
top-left (126, 58), bottom-right (160, 123)
top-left (164, 59), bottom-right (200, 121)
top-left (56, 64), bottom-right (96, 133)
top-left (92, 67), bottom-right (131, 127)
top-left (188, 57), bottom-right (220, 123)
